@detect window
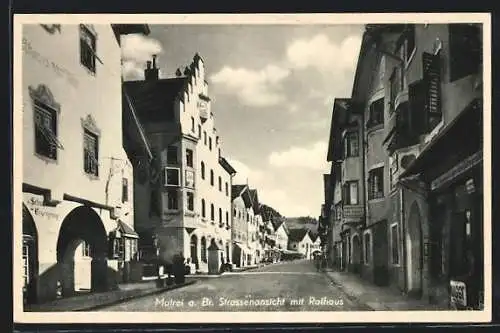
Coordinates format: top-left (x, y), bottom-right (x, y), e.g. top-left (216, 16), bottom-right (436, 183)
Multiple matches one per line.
top-left (225, 182), bottom-right (229, 196)
top-left (187, 192), bottom-right (194, 211)
top-left (167, 189), bottom-right (178, 210)
top-left (203, 131), bottom-right (207, 145)
top-left (368, 167), bottom-right (384, 200)
top-left (22, 241), bottom-right (30, 286)
top-left (167, 146), bottom-right (178, 164)
top-left (82, 240), bottom-right (91, 257)
top-left (201, 199), bottom-right (206, 218)
top-left (33, 99), bottom-right (60, 160)
top-left (164, 167), bottom-right (180, 186)
top-left (226, 211), bottom-right (229, 225)
top-left (186, 149), bottom-right (193, 167)
top-left (201, 161), bottom-right (205, 179)
top-left (218, 176), bottom-right (222, 191)
top-left (185, 170), bottom-right (195, 188)
top-left (83, 130), bottom-right (99, 176)
top-left (343, 181), bottom-right (359, 205)
top-left (198, 125), bottom-right (201, 139)
top-left (210, 170), bottom-right (214, 186)
top-left (343, 131), bottom-right (359, 157)
top-left (191, 117), bottom-right (195, 132)
top-left (449, 24), bottom-right (481, 82)
top-left (219, 208), bottom-right (223, 224)
top-left (209, 137), bottom-right (212, 151)
top-left (422, 52), bottom-right (442, 132)
top-left (364, 232), bottom-right (371, 264)
top-left (391, 223), bottom-right (400, 265)
top-left (122, 178), bottom-right (128, 203)
top-left (210, 204), bottom-right (215, 221)
top-left (80, 25), bottom-right (97, 73)
top-left (368, 98), bottom-right (384, 127)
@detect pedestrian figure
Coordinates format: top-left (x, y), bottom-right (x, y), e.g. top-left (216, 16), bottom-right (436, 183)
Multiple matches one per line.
top-left (314, 253), bottom-right (321, 272)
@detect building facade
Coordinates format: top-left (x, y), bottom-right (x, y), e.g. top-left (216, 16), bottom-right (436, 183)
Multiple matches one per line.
top-left (323, 23), bottom-right (484, 310)
top-left (288, 229), bottom-right (314, 258)
top-left (22, 23), bottom-right (149, 304)
top-left (377, 23), bottom-right (484, 309)
top-left (125, 54), bottom-right (236, 274)
top-left (273, 220), bottom-right (289, 252)
top-left (231, 184), bottom-right (251, 267)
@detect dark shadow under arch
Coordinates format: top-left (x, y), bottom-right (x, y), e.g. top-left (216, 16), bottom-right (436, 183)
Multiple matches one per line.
top-left (22, 204), bottom-right (38, 304)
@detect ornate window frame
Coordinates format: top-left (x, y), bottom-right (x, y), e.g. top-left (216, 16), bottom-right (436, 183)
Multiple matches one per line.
top-left (29, 84), bottom-right (63, 163)
top-left (81, 114), bottom-right (101, 179)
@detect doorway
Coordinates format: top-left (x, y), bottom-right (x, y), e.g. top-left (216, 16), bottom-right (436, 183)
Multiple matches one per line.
top-left (406, 202), bottom-right (423, 297)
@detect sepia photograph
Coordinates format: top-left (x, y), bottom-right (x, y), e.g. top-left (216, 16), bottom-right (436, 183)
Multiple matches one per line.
top-left (13, 13), bottom-right (491, 323)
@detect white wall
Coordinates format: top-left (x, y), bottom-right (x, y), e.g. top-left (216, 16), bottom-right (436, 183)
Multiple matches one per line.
top-left (22, 24), bottom-right (134, 268)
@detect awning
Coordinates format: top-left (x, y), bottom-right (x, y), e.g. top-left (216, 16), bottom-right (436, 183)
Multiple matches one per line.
top-left (400, 98), bottom-right (482, 179)
top-left (112, 220), bottom-right (139, 238)
top-left (233, 242), bottom-right (251, 253)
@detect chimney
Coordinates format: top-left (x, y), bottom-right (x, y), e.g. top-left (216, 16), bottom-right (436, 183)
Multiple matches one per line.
top-left (144, 55), bottom-right (159, 81)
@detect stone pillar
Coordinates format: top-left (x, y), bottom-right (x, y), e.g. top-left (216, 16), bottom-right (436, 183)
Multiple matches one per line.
top-left (208, 242), bottom-right (222, 275)
top-left (59, 260), bottom-right (75, 297)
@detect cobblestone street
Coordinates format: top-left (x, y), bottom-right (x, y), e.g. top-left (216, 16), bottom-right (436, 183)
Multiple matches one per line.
top-left (100, 260), bottom-right (367, 312)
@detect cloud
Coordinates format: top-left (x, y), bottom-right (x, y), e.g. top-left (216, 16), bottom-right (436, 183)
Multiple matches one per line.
top-left (228, 159), bottom-right (264, 185)
top-left (286, 34), bottom-right (362, 74)
top-left (210, 64), bottom-right (290, 107)
top-left (259, 189), bottom-right (311, 217)
top-left (120, 34), bottom-right (164, 81)
top-left (268, 141), bottom-right (330, 171)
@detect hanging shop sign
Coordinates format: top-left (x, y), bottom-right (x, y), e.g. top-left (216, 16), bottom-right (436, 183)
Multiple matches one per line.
top-left (430, 151), bottom-right (482, 191)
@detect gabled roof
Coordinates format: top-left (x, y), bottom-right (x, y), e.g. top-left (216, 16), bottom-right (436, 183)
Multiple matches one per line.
top-left (288, 228), bottom-right (310, 242)
top-left (249, 189), bottom-right (260, 214)
top-left (231, 184), bottom-right (248, 201)
top-left (219, 156), bottom-right (237, 175)
top-left (327, 98), bottom-right (350, 162)
top-left (117, 220), bottom-right (139, 238)
top-left (124, 77), bottom-right (188, 124)
top-left (273, 219), bottom-right (289, 235)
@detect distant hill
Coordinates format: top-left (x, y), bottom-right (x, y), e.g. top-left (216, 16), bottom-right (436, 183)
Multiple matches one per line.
top-left (284, 216), bottom-right (319, 239)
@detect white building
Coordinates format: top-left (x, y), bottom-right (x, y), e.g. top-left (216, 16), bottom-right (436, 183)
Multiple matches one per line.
top-left (21, 23), bottom-right (150, 304)
top-left (288, 229), bottom-right (314, 258)
top-left (273, 220), bottom-right (289, 252)
top-left (125, 54), bottom-right (236, 274)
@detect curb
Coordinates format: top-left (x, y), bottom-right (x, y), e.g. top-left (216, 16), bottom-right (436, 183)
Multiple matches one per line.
top-left (322, 272), bottom-right (376, 311)
top-left (73, 280), bottom-right (198, 311)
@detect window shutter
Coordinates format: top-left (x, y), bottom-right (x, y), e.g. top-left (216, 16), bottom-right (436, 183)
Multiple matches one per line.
top-left (408, 79), bottom-right (428, 137)
top-left (423, 52), bottom-right (442, 130)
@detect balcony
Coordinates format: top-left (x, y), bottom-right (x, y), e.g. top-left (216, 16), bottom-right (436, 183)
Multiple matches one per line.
top-left (342, 205), bottom-right (364, 221)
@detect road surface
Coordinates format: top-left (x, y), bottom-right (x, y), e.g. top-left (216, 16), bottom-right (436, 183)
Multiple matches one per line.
top-left (100, 259), bottom-right (367, 312)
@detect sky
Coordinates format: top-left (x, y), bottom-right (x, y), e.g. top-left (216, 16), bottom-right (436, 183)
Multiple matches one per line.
top-left (121, 24), bottom-right (364, 218)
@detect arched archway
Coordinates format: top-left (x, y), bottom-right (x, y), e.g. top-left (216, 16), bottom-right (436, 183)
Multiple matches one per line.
top-left (406, 202), bottom-right (423, 297)
top-left (190, 234), bottom-right (198, 268)
top-left (352, 234), bottom-right (362, 273)
top-left (56, 206), bottom-right (108, 297)
top-left (22, 204), bottom-right (38, 304)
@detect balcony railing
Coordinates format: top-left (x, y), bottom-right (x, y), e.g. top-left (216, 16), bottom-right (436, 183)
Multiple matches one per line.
top-left (342, 205), bottom-right (364, 220)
